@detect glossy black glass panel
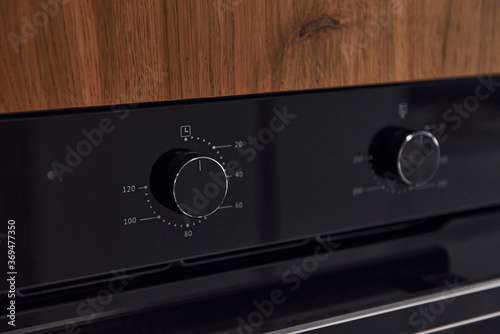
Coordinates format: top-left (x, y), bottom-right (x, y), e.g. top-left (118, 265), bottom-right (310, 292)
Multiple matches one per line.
top-left (1, 76), bottom-right (500, 290)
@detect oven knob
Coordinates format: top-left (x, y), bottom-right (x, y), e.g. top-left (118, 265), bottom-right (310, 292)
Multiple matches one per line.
top-left (369, 127), bottom-right (440, 186)
top-left (150, 150), bottom-right (228, 218)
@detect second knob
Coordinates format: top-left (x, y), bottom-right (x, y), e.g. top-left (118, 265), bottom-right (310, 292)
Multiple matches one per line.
top-left (369, 127), bottom-right (441, 186)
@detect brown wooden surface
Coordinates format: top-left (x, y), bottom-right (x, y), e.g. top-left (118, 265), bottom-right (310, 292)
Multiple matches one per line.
top-left (0, 0), bottom-right (499, 113)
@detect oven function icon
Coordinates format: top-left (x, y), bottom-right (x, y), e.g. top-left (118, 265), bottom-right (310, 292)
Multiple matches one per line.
top-left (180, 125), bottom-right (191, 138)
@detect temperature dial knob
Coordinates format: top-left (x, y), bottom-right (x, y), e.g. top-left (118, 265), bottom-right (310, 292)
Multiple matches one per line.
top-left (369, 127), bottom-right (441, 186)
top-left (150, 150), bottom-right (228, 218)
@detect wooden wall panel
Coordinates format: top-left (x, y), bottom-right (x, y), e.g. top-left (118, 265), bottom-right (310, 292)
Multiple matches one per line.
top-left (0, 0), bottom-right (499, 113)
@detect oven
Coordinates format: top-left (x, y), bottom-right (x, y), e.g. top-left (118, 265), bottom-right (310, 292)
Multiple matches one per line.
top-left (2, 76), bottom-right (500, 333)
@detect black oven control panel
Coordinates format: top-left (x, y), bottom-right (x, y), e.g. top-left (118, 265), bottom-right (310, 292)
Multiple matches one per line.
top-left (1, 76), bottom-right (500, 290)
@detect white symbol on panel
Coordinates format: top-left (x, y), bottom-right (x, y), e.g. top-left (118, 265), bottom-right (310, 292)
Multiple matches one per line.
top-left (180, 125), bottom-right (191, 138)
top-left (398, 103), bottom-right (408, 119)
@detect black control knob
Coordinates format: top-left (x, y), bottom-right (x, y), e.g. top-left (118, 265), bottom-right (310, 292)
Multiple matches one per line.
top-left (150, 150), bottom-right (228, 218)
top-left (369, 127), bottom-right (440, 186)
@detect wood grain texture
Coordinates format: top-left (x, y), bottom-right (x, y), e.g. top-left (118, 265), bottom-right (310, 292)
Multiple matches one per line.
top-left (0, 0), bottom-right (499, 113)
